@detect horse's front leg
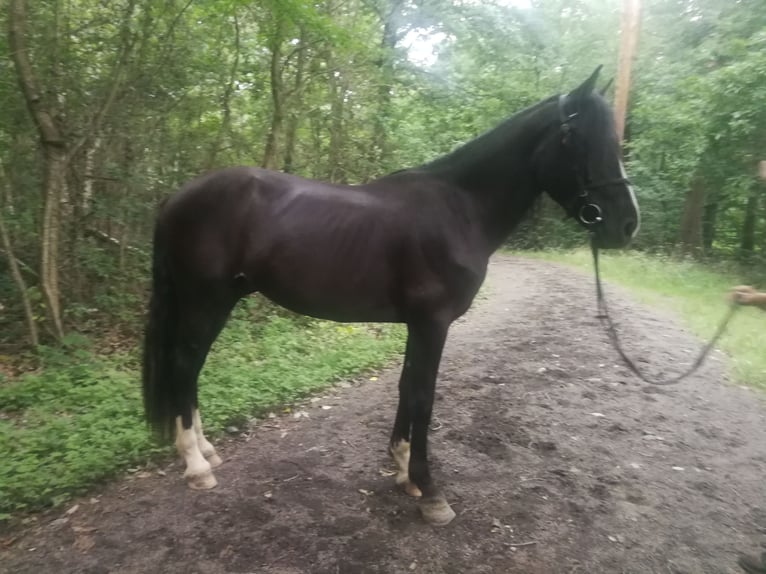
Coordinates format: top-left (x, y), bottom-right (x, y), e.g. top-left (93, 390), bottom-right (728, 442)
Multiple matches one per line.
top-left (406, 318), bottom-right (456, 525)
top-left (389, 338), bottom-right (422, 497)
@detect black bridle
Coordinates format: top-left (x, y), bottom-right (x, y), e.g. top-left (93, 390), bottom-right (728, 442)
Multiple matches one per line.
top-left (558, 94), bottom-right (629, 227)
top-left (557, 94), bottom-right (738, 386)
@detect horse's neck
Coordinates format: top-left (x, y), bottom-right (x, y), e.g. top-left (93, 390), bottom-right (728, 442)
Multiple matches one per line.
top-left (423, 106), bottom-right (552, 251)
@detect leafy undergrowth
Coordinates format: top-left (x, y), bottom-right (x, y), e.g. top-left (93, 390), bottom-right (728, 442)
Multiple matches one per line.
top-left (0, 298), bottom-right (405, 518)
top-left (521, 249), bottom-right (766, 390)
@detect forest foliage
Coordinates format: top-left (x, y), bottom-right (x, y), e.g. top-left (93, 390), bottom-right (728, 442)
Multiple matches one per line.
top-left (0, 0), bottom-right (764, 347)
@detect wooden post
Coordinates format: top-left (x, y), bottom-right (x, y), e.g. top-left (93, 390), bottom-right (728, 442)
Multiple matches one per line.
top-left (614, 0), bottom-right (641, 143)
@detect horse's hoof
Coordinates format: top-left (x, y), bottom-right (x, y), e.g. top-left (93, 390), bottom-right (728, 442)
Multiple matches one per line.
top-left (205, 452), bottom-right (223, 468)
top-left (738, 552), bottom-right (766, 574)
top-left (418, 495), bottom-right (456, 526)
top-left (185, 470), bottom-right (218, 490)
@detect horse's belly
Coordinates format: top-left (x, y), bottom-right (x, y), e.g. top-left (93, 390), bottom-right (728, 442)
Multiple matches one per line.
top-left (260, 290), bottom-right (401, 323)
top-left (258, 269), bottom-right (401, 323)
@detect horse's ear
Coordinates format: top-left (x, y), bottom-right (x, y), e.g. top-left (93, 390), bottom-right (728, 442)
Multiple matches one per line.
top-left (600, 77), bottom-right (614, 96)
top-left (569, 65), bottom-right (603, 101)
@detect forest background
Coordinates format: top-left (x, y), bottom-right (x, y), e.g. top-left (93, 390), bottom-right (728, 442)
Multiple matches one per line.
top-left (1, 0), bottom-right (765, 347)
top-left (1, 0), bottom-right (765, 515)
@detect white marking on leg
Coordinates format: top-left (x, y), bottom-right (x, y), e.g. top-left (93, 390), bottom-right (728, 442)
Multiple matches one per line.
top-left (193, 409), bottom-right (222, 468)
top-left (390, 440), bottom-right (410, 485)
top-left (620, 160), bottom-right (640, 236)
top-left (175, 416), bottom-right (217, 489)
top-left (390, 440), bottom-right (422, 497)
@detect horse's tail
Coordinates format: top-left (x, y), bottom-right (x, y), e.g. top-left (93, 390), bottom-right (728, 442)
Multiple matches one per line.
top-left (142, 224), bottom-right (177, 441)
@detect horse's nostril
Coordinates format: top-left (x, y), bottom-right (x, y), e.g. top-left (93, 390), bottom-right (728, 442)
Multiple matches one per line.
top-left (624, 220), bottom-right (637, 238)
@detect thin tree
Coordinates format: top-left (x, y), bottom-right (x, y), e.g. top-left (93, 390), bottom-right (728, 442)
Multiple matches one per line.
top-left (0, 169), bottom-right (38, 347)
top-left (8, 0), bottom-right (67, 339)
top-left (614, 0), bottom-right (641, 142)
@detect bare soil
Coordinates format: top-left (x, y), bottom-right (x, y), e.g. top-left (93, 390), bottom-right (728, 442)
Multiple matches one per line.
top-left (3, 255), bottom-right (766, 574)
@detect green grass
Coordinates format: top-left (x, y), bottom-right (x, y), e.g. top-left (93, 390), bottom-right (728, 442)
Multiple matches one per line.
top-left (6, 249), bottom-right (764, 518)
top-left (0, 298), bottom-right (405, 518)
top-left (521, 249), bottom-right (766, 390)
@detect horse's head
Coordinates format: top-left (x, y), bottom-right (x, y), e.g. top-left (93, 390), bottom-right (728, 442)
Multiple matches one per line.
top-left (535, 67), bottom-right (640, 249)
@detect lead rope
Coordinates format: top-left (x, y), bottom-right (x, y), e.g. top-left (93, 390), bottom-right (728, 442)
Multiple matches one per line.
top-left (590, 236), bottom-right (739, 385)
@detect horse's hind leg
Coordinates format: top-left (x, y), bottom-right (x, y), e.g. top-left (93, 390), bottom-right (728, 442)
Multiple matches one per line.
top-left (172, 295), bottom-right (233, 489)
top-left (193, 409), bottom-right (222, 467)
top-left (175, 413), bottom-right (215, 489)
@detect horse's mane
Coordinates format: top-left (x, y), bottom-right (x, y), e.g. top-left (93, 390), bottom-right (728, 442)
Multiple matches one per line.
top-left (419, 94), bottom-right (559, 175)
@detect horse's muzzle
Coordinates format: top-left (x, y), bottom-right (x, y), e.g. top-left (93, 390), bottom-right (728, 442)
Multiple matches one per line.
top-left (591, 217), bottom-right (637, 249)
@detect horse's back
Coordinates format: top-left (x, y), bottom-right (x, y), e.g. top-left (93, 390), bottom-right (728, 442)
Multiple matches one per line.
top-left (155, 166), bottom-right (486, 322)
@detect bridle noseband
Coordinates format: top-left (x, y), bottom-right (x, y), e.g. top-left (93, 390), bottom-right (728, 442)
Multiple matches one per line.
top-left (557, 94), bottom-right (629, 228)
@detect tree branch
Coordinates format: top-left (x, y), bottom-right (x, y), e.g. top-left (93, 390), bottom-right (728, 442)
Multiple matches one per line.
top-left (68, 0), bottom-right (138, 161)
top-left (8, 0), bottom-right (65, 147)
top-left (84, 228), bottom-right (146, 256)
top-left (0, 171), bottom-right (39, 347)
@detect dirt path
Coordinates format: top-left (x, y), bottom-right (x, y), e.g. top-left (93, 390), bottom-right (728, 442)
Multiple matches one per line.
top-left (3, 256), bottom-right (766, 574)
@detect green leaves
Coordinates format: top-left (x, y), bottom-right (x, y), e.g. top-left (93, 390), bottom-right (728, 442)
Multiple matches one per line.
top-left (626, 0), bottom-right (766, 253)
top-left (0, 304), bottom-right (404, 516)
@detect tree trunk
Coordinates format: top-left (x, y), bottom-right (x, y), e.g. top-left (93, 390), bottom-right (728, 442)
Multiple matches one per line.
top-left (9, 0), bottom-right (66, 339)
top-left (282, 116), bottom-right (299, 173)
top-left (41, 148), bottom-right (67, 338)
top-left (282, 28), bottom-right (307, 174)
top-left (9, 0), bottom-right (136, 340)
top-left (702, 201), bottom-right (717, 253)
top-left (327, 60), bottom-right (348, 182)
top-left (369, 0), bottom-right (403, 173)
top-left (0, 174), bottom-right (39, 347)
top-left (82, 136), bottom-right (102, 215)
top-left (614, 0), bottom-right (641, 143)
top-left (679, 176), bottom-right (704, 255)
top-left (740, 188), bottom-right (758, 255)
top-left (262, 15), bottom-right (285, 170)
top-left (207, 12), bottom-right (240, 169)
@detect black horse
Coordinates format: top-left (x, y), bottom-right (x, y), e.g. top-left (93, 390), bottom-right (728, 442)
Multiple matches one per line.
top-left (142, 67), bottom-right (639, 525)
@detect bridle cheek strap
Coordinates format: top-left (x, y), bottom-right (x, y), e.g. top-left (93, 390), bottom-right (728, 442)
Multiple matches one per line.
top-left (558, 94), bottom-right (629, 228)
